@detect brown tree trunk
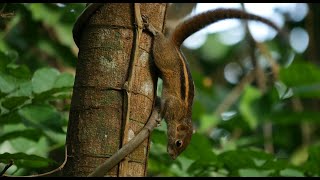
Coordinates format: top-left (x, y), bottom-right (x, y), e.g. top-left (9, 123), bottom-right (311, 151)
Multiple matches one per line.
top-left (306, 3), bottom-right (320, 63)
top-left (62, 3), bottom-right (167, 176)
top-left (302, 3), bottom-right (320, 145)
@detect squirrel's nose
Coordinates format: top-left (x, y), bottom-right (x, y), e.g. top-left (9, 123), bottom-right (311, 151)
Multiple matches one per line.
top-left (167, 148), bottom-right (177, 160)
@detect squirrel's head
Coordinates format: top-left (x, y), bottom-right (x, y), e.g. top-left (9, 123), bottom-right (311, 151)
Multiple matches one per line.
top-left (167, 118), bottom-right (193, 160)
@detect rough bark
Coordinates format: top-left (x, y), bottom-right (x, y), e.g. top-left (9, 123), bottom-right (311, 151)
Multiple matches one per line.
top-left (62, 3), bottom-right (167, 176)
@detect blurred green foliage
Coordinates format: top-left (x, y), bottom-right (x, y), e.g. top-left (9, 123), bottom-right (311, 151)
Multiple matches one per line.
top-left (0, 3), bottom-right (319, 177)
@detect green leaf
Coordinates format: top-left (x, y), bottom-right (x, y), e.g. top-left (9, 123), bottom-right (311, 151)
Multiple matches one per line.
top-left (274, 81), bottom-right (293, 99)
top-left (303, 161), bottom-right (320, 176)
top-left (290, 146), bottom-right (309, 166)
top-left (1, 96), bottom-right (29, 110)
top-left (148, 152), bottom-right (177, 176)
top-left (0, 91), bottom-right (6, 99)
top-left (151, 129), bottom-right (167, 146)
top-left (31, 68), bottom-right (73, 101)
top-left (32, 67), bottom-right (60, 94)
top-left (0, 129), bottom-right (43, 144)
top-left (32, 87), bottom-right (71, 103)
top-left (279, 61), bottom-right (320, 97)
top-left (187, 159), bottom-right (220, 176)
top-left (0, 111), bottom-right (21, 124)
top-left (239, 86), bottom-right (262, 129)
top-left (200, 34), bottom-right (229, 61)
top-left (0, 152), bottom-right (56, 168)
top-left (280, 61), bottom-right (320, 86)
top-left (18, 104), bottom-right (64, 133)
top-left (6, 64), bottom-right (31, 80)
top-left (218, 149), bottom-right (273, 175)
top-left (270, 111), bottom-right (320, 125)
top-left (175, 156), bottom-right (194, 176)
top-left (308, 145), bottom-right (320, 162)
top-left (303, 144), bottom-right (320, 176)
top-left (291, 84), bottom-right (320, 98)
top-left (183, 133), bottom-right (216, 160)
top-left (261, 159), bottom-right (290, 172)
top-left (0, 69), bottom-right (31, 99)
top-left (1, 82), bottom-right (32, 111)
top-left (0, 51), bottom-right (12, 72)
top-left (239, 168), bottom-right (274, 177)
top-left (53, 72), bottom-right (74, 88)
top-left (198, 114), bottom-right (219, 133)
top-left (27, 4), bottom-right (75, 49)
top-left (9, 81), bottom-right (32, 97)
top-left (0, 72), bottom-right (18, 94)
top-left (5, 50), bottom-right (19, 63)
top-left (280, 168), bottom-right (304, 177)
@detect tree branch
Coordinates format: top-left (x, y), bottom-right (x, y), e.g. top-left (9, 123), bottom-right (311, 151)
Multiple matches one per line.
top-left (0, 160), bottom-right (13, 176)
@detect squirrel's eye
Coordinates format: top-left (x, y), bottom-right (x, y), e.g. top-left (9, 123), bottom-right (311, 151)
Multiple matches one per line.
top-left (175, 140), bottom-right (183, 148)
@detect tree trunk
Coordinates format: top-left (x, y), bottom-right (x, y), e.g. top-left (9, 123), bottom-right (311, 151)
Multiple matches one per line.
top-left (306, 3), bottom-right (320, 63)
top-left (62, 3), bottom-right (167, 176)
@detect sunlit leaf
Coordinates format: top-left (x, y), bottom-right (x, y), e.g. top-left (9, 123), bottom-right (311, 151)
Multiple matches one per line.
top-left (274, 81), bottom-right (293, 99)
top-left (199, 34), bottom-right (229, 62)
top-left (280, 168), bottom-right (304, 177)
top-left (27, 3), bottom-right (76, 49)
top-left (239, 86), bottom-right (261, 129)
top-left (198, 113), bottom-right (219, 133)
top-left (53, 72), bottom-right (74, 88)
top-left (290, 146), bottom-right (308, 166)
top-left (0, 72), bottom-right (18, 94)
top-left (238, 168), bottom-right (274, 177)
top-left (31, 68), bottom-right (60, 94)
top-left (8, 81), bottom-right (32, 97)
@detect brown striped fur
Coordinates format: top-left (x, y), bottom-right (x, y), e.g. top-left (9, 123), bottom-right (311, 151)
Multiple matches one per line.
top-left (146, 8), bottom-right (281, 159)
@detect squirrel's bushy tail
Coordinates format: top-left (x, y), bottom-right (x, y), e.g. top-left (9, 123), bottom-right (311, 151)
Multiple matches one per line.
top-left (170, 8), bottom-right (282, 47)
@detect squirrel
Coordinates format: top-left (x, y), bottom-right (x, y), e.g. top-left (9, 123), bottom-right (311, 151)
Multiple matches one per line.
top-left (143, 8), bottom-right (282, 160)
top-left (72, 4), bottom-right (284, 160)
